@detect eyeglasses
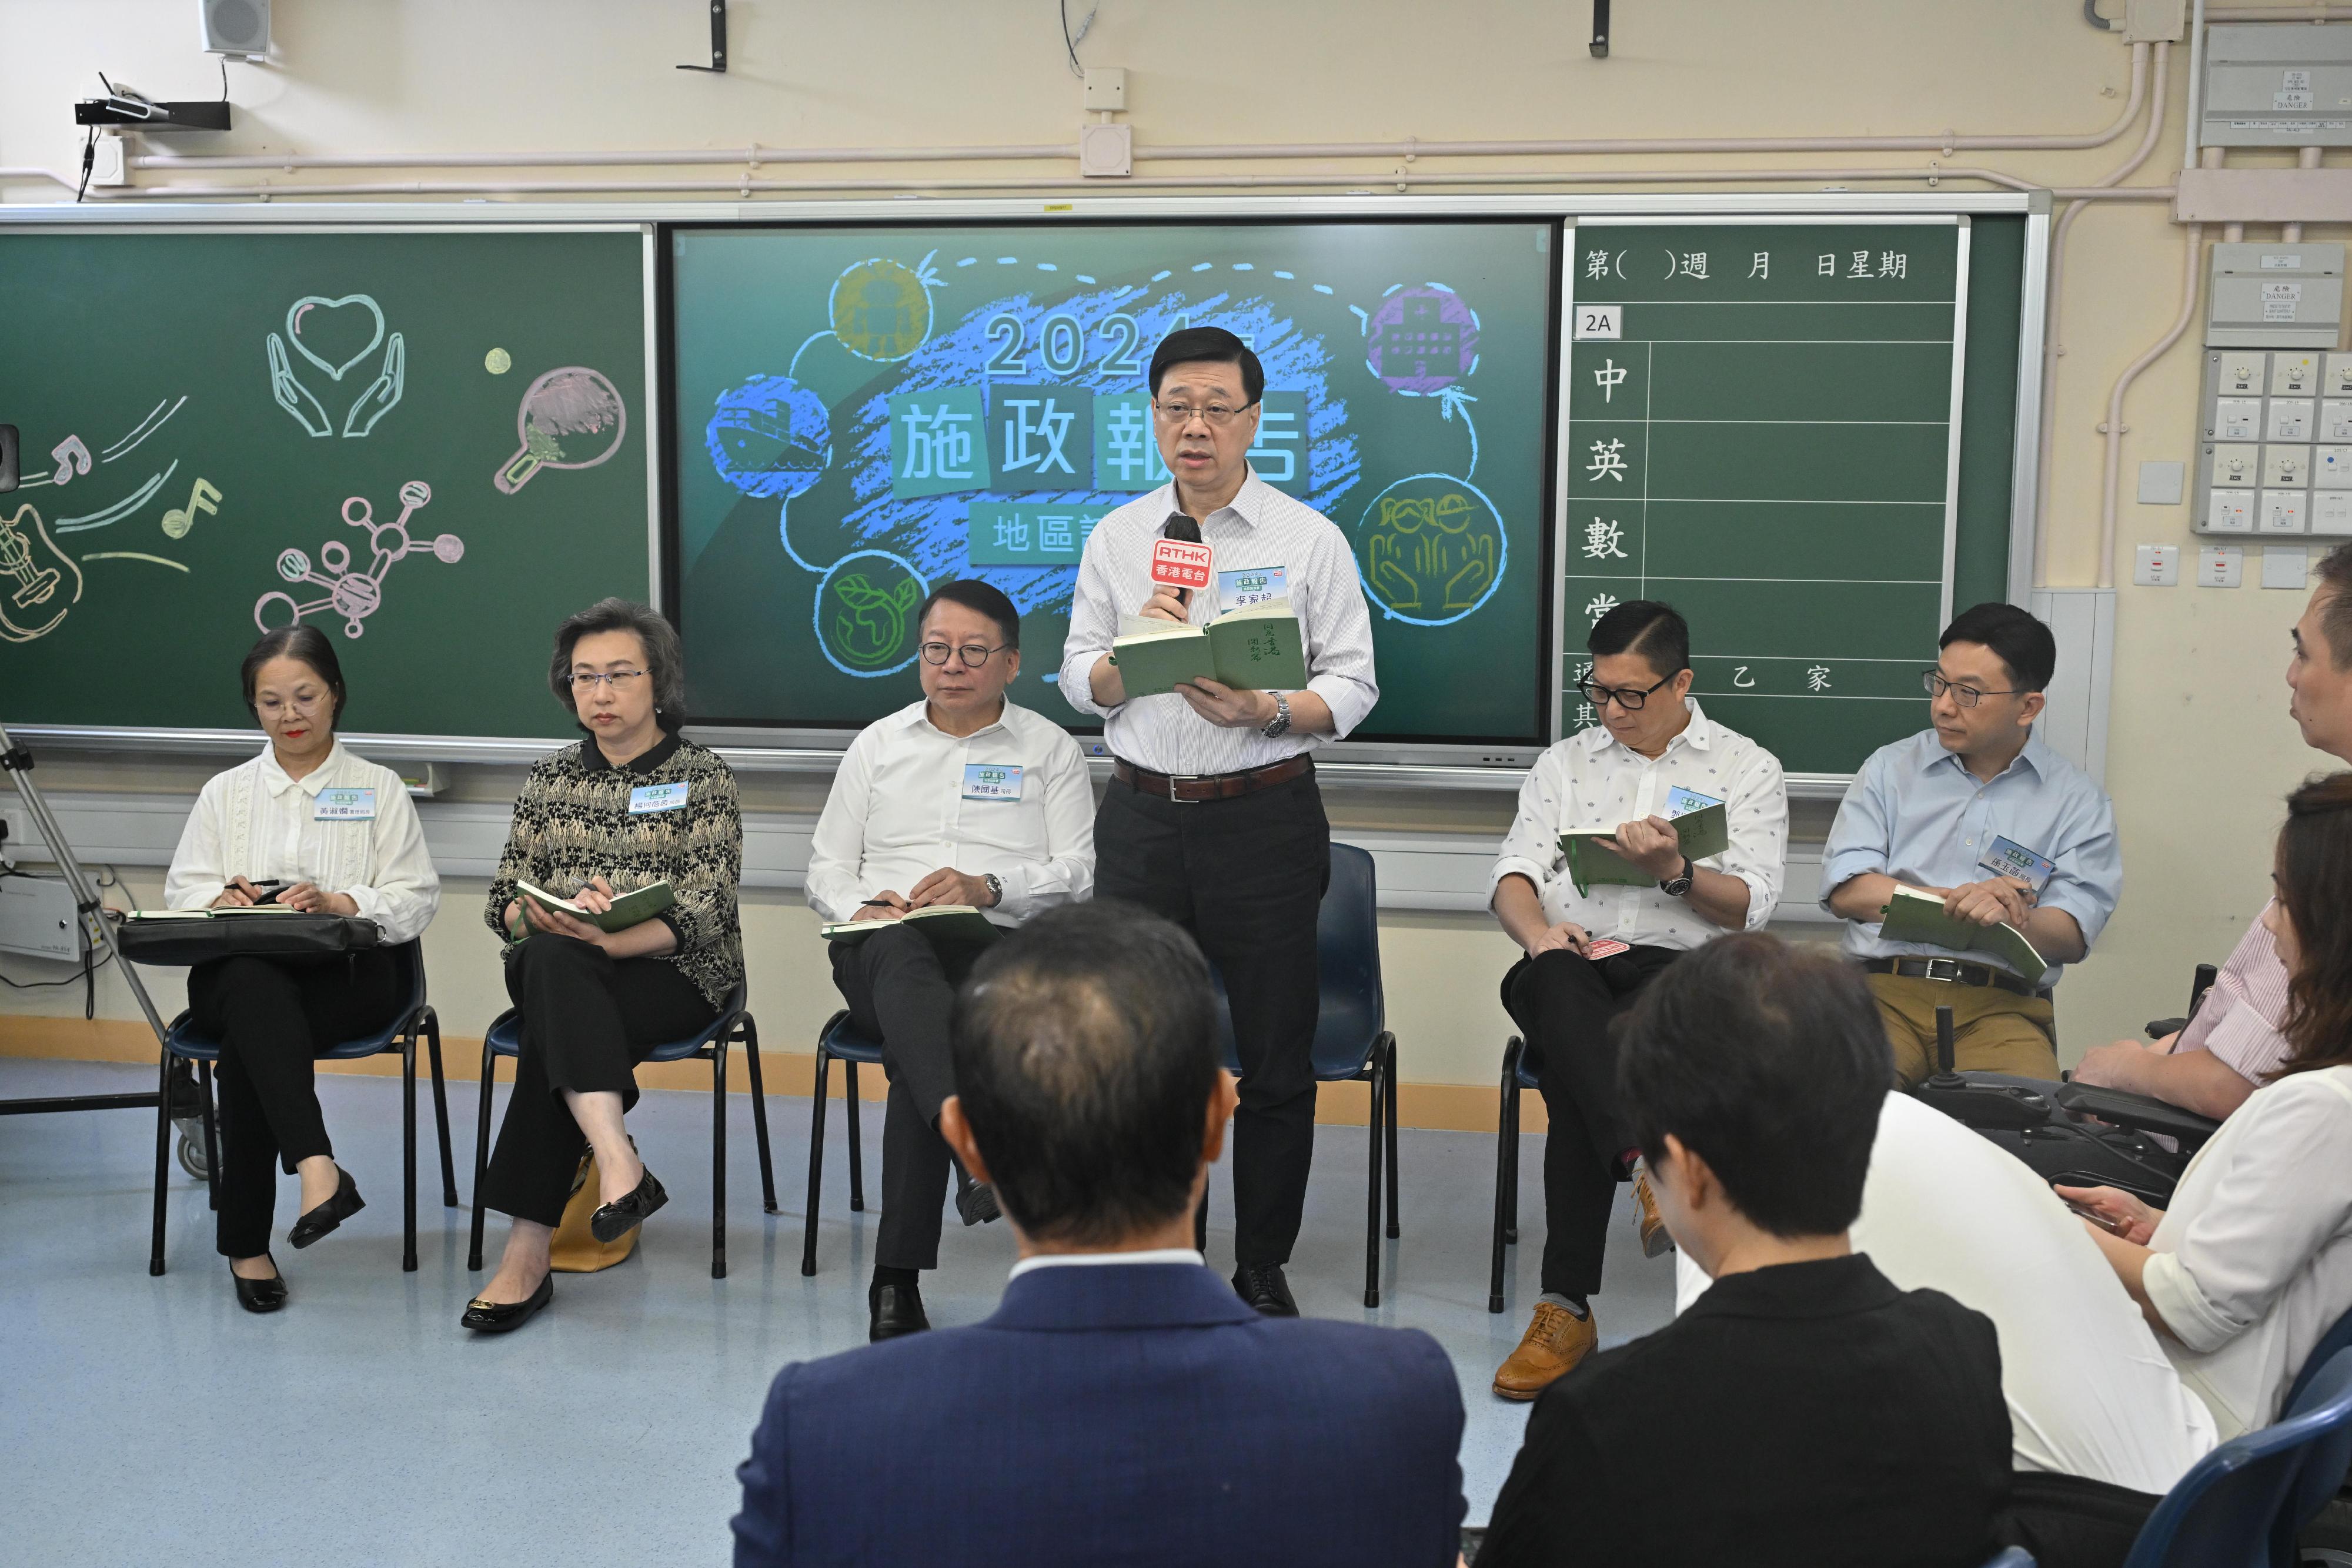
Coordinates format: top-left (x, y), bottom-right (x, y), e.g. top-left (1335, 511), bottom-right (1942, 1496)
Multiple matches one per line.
top-left (570, 669), bottom-right (647, 691)
top-left (1575, 673), bottom-right (1673, 711)
top-left (1921, 670), bottom-right (2023, 708)
top-left (255, 693), bottom-right (328, 716)
top-left (1152, 399), bottom-right (1259, 429)
top-left (918, 641), bottom-right (1009, 668)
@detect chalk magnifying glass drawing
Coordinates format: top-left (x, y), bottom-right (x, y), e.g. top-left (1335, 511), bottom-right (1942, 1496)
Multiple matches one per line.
top-left (495, 366), bottom-right (629, 494)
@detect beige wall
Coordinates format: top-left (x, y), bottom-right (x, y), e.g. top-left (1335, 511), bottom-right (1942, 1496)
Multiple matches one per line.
top-left (0, 2), bottom-right (2326, 1091)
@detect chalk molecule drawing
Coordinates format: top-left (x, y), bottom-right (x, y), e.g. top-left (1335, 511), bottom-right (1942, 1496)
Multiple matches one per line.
top-left (266, 295), bottom-right (406, 439)
top-left (254, 480), bottom-right (463, 639)
top-left (495, 366), bottom-right (627, 493)
top-left (0, 503), bottom-right (84, 643)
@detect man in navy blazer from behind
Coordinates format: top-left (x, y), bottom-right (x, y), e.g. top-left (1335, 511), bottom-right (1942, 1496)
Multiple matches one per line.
top-left (732, 900), bottom-right (1466, 1566)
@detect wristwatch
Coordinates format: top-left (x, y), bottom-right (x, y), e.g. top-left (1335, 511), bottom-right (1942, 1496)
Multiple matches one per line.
top-left (1261, 692), bottom-right (1292, 739)
top-left (982, 872), bottom-right (1004, 908)
top-left (1659, 856), bottom-right (1695, 898)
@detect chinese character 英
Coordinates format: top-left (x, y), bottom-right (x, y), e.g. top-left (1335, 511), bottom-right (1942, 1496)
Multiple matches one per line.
top-left (1100, 400), bottom-right (1158, 484)
top-left (1585, 250), bottom-right (1613, 280)
top-left (1678, 252), bottom-right (1709, 280)
top-left (1818, 253), bottom-right (1838, 276)
top-left (899, 403), bottom-right (978, 482)
top-left (1749, 253), bottom-right (1769, 280)
top-left (1878, 252), bottom-right (1907, 279)
top-left (1583, 517), bottom-right (1628, 560)
top-left (1847, 251), bottom-right (1872, 279)
top-left (1000, 396), bottom-right (1077, 477)
top-left (1584, 593), bottom-right (1620, 622)
top-left (1585, 438), bottom-right (1628, 483)
top-left (1038, 513), bottom-right (1075, 551)
top-left (1592, 358), bottom-right (1628, 403)
top-left (1807, 664), bottom-right (1833, 691)
top-left (993, 516), bottom-right (1031, 553)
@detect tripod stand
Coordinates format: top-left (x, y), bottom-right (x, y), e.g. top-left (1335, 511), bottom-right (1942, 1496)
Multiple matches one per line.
top-left (0, 720), bottom-right (186, 1273)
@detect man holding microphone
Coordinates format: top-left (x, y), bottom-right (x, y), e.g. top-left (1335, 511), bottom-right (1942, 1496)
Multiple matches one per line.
top-left (1060, 326), bottom-right (1379, 1316)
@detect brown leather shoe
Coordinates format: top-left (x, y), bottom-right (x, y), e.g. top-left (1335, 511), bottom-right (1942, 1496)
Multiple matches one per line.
top-left (1492, 1300), bottom-right (1598, 1401)
top-left (1635, 1166), bottom-right (1675, 1258)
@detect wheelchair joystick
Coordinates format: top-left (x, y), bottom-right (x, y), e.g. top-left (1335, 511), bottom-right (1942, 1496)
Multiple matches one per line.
top-left (1924, 1002), bottom-right (1966, 1092)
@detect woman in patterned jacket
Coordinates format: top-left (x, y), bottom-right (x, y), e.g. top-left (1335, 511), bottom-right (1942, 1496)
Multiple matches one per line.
top-left (465, 599), bottom-right (743, 1333)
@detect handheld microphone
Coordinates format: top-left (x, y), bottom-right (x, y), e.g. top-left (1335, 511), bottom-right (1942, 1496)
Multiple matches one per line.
top-left (1161, 516), bottom-right (1202, 608)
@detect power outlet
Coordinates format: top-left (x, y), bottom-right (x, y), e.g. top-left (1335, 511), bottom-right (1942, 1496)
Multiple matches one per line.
top-left (2200, 545), bottom-right (2246, 587)
top-left (2133, 544), bottom-right (2181, 585)
top-left (1083, 68), bottom-right (1127, 111)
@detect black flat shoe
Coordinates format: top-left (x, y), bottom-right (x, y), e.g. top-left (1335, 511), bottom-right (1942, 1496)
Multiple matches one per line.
top-left (869, 1280), bottom-right (931, 1342)
top-left (955, 1180), bottom-right (1001, 1228)
top-left (286, 1166), bottom-right (364, 1249)
top-left (1233, 1262), bottom-right (1300, 1318)
top-left (589, 1166), bottom-right (667, 1243)
top-left (231, 1258), bottom-right (288, 1314)
top-left (460, 1272), bottom-right (553, 1334)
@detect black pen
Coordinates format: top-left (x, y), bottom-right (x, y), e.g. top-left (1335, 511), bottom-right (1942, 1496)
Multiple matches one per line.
top-left (859, 898), bottom-right (896, 908)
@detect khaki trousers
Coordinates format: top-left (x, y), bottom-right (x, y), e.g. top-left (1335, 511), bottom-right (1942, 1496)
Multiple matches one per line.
top-left (1867, 971), bottom-right (2060, 1089)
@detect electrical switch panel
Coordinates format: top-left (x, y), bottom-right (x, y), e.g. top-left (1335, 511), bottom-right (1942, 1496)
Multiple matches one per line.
top-left (2208, 247), bottom-right (2344, 351)
top-left (2201, 24), bottom-right (2352, 148)
top-left (2197, 347), bottom-right (2352, 536)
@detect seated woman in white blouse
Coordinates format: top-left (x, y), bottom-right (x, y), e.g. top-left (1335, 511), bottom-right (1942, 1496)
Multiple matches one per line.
top-left (2064, 770), bottom-right (2352, 1437)
top-left (162, 626), bottom-right (440, 1313)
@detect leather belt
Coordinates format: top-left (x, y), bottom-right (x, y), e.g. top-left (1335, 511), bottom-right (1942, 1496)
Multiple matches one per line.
top-left (1863, 955), bottom-right (2044, 999)
top-left (1112, 754), bottom-right (1312, 803)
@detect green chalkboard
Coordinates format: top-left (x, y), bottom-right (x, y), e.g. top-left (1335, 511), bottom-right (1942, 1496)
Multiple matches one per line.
top-left (0, 227), bottom-right (652, 740)
top-left (668, 220), bottom-right (1558, 747)
top-left (1563, 218), bottom-right (2020, 777)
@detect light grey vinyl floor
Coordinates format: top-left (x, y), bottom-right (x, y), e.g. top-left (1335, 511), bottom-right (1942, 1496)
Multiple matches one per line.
top-left (0, 1057), bottom-right (1678, 1565)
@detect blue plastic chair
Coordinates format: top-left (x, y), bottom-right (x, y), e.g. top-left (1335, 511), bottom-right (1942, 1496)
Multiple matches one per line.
top-left (150, 940), bottom-right (455, 1274)
top-left (466, 981), bottom-right (774, 1280)
top-left (2119, 1348), bottom-right (2352, 1567)
top-left (1206, 841), bottom-right (1401, 1308)
top-left (1486, 1034), bottom-right (1544, 1312)
top-left (2284, 1304), bottom-right (2352, 1417)
top-left (799, 1009), bottom-right (881, 1278)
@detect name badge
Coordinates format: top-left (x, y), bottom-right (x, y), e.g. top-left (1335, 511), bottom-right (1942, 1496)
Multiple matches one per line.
top-left (1217, 566), bottom-right (1288, 615)
top-left (1979, 834), bottom-right (2056, 894)
top-left (313, 787), bottom-right (376, 823)
top-left (1663, 784), bottom-right (1722, 817)
top-left (962, 763), bottom-right (1024, 801)
top-left (629, 781), bottom-right (691, 815)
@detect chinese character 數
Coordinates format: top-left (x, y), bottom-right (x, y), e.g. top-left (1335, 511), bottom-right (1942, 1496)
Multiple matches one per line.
top-left (899, 403), bottom-right (978, 482)
top-left (1585, 439), bottom-right (1628, 483)
top-left (1592, 359), bottom-right (1628, 403)
top-left (1583, 517), bottom-right (1628, 560)
top-left (1807, 664), bottom-right (1833, 691)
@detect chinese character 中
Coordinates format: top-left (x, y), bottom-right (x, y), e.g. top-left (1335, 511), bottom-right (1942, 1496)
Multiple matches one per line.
top-left (1749, 253), bottom-right (1769, 280)
top-left (1585, 593), bottom-right (1620, 622)
top-left (1678, 252), bottom-right (1709, 280)
top-left (1000, 397), bottom-right (1077, 477)
top-left (1038, 513), bottom-right (1075, 551)
top-left (1879, 252), bottom-right (1907, 279)
top-left (1818, 253), bottom-right (1837, 276)
top-left (898, 403), bottom-right (978, 482)
top-left (1585, 439), bottom-right (1628, 483)
top-left (993, 516), bottom-right (1031, 553)
top-left (1846, 251), bottom-right (1872, 279)
top-left (1583, 517), bottom-right (1628, 560)
top-left (1585, 249), bottom-right (1613, 280)
top-left (1100, 400), bottom-right (1159, 484)
top-left (1807, 664), bottom-right (1833, 691)
top-left (1592, 359), bottom-right (1628, 403)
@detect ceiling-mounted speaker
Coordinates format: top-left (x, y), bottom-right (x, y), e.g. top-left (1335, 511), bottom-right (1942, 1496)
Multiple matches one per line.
top-left (198, 0), bottom-right (269, 58)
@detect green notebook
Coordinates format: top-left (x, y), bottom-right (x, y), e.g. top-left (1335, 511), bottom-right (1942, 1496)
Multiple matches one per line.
top-left (1555, 787), bottom-right (1732, 898)
top-left (1109, 603), bottom-right (1310, 698)
top-left (1876, 884), bottom-right (2050, 983)
top-left (510, 878), bottom-right (674, 940)
top-left (820, 905), bottom-right (1001, 947)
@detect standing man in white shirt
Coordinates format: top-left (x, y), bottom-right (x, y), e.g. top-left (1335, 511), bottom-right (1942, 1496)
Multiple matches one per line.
top-left (808, 579), bottom-right (1095, 1341)
top-left (1060, 327), bottom-right (1379, 1317)
top-left (1485, 601), bottom-right (1787, 1399)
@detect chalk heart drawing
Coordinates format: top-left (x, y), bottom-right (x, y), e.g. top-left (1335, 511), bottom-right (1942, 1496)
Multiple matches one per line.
top-left (495, 366), bottom-right (628, 494)
top-left (0, 503), bottom-right (85, 643)
top-left (286, 295), bottom-right (386, 382)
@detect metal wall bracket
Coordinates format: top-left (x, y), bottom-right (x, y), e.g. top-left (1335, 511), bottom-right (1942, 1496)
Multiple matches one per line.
top-left (1591, 0), bottom-right (1611, 58)
top-left (679, 0), bottom-right (727, 72)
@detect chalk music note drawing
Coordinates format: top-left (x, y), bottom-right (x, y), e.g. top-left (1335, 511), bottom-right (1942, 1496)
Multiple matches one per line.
top-left (161, 478), bottom-right (222, 539)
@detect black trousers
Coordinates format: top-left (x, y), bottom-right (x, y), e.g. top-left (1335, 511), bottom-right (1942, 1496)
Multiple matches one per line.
top-left (186, 949), bottom-right (406, 1259)
top-left (1503, 944), bottom-right (1683, 1299)
top-left (480, 935), bottom-right (716, 1228)
top-left (830, 926), bottom-right (984, 1272)
top-left (1095, 769), bottom-right (1329, 1267)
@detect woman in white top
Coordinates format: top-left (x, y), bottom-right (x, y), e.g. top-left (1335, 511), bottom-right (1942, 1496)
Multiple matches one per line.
top-left (2063, 771), bottom-right (2352, 1437)
top-left (162, 626), bottom-right (440, 1312)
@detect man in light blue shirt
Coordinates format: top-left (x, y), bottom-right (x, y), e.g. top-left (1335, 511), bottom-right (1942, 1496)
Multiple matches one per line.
top-left (1820, 603), bottom-right (2122, 1086)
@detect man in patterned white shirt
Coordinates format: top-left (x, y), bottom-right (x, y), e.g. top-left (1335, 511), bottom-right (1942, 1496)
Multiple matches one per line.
top-left (1485, 600), bottom-right (1788, 1400)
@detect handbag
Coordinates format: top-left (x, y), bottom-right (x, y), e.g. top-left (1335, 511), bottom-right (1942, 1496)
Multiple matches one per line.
top-left (111, 910), bottom-right (383, 967)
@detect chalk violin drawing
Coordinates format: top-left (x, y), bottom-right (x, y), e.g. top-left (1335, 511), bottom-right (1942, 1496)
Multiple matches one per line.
top-left (265, 295), bottom-right (406, 439)
top-left (254, 480), bottom-right (462, 638)
top-left (495, 367), bottom-right (627, 494)
top-left (0, 503), bottom-right (84, 643)
top-left (49, 436), bottom-right (91, 487)
top-left (161, 477), bottom-right (222, 539)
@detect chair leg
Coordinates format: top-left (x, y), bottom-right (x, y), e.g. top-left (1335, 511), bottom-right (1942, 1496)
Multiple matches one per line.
top-left (743, 1017), bottom-right (777, 1214)
top-left (1490, 1041), bottom-right (1518, 1314)
top-left (711, 1038), bottom-right (730, 1281)
top-left (1364, 1062), bottom-right (1382, 1310)
top-left (149, 1049), bottom-right (172, 1277)
top-left (1384, 1035), bottom-right (1401, 1241)
top-left (426, 1011), bottom-right (457, 1209)
top-left (844, 1061), bottom-right (866, 1212)
top-left (800, 1047), bottom-right (830, 1278)
top-left (468, 1038), bottom-right (496, 1272)
top-left (198, 1059), bottom-right (220, 1211)
top-left (401, 1037), bottom-right (419, 1273)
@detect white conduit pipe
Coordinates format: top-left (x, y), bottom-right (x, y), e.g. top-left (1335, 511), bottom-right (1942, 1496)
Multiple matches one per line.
top-left (2100, 223), bottom-right (2205, 589)
top-left (2202, 3), bottom-right (2352, 16)
top-left (2035, 40), bottom-right (2171, 586)
top-left (2187, 0), bottom-right (2210, 173)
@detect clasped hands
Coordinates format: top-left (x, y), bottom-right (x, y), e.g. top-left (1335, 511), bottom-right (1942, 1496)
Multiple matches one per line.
top-left (1137, 588), bottom-right (1277, 730)
top-left (1914, 874), bottom-right (2037, 930)
top-left (851, 868), bottom-right (998, 922)
top-left (213, 875), bottom-right (358, 917)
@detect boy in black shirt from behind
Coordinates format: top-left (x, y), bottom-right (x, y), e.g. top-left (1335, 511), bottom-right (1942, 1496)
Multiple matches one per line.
top-left (1480, 932), bottom-right (2012, 1568)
